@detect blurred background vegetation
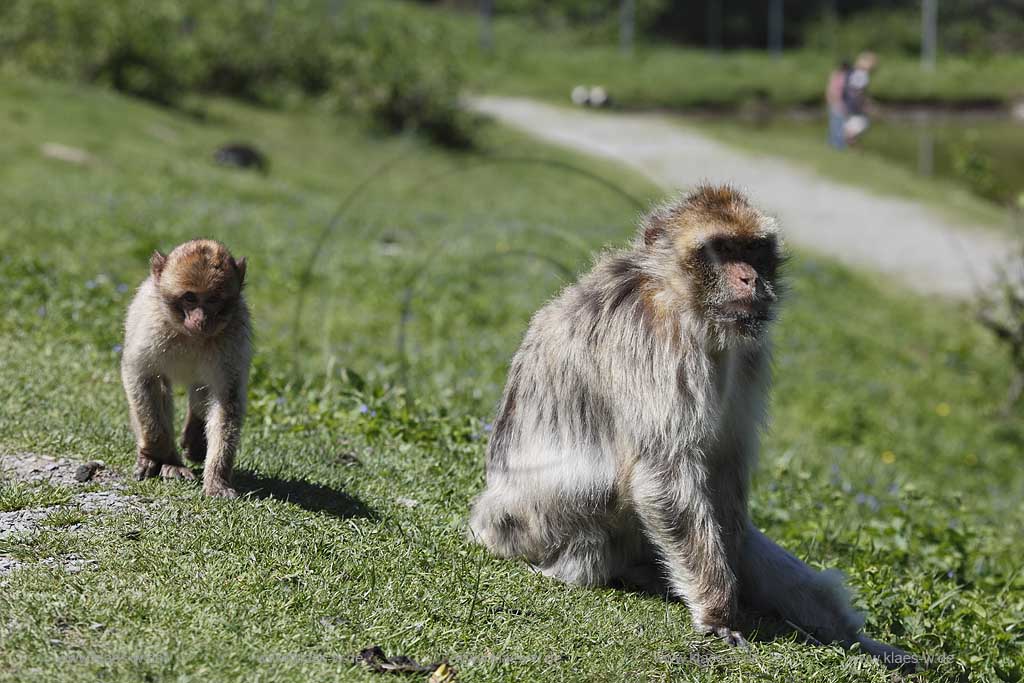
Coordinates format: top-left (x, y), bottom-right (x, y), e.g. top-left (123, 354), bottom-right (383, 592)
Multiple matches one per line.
top-left (2, 0), bottom-right (1022, 206)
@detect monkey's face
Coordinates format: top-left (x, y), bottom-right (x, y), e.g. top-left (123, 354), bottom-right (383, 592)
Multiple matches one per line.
top-left (153, 241), bottom-right (246, 339)
top-left (692, 236), bottom-right (781, 341)
top-left (165, 286), bottom-right (238, 337)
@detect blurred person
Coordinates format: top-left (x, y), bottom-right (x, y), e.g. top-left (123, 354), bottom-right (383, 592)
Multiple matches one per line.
top-left (826, 59), bottom-right (852, 149)
top-left (843, 52), bottom-right (878, 145)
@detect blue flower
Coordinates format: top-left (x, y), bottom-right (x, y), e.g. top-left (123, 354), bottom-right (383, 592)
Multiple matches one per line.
top-left (483, 422), bottom-right (493, 432)
top-left (275, 396), bottom-right (286, 407)
top-left (85, 279), bottom-right (97, 290)
top-left (359, 404), bottom-right (369, 414)
top-left (116, 283), bottom-right (129, 294)
top-left (112, 344), bottom-right (123, 354)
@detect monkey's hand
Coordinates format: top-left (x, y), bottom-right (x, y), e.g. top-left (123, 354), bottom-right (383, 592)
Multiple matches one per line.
top-left (159, 464), bottom-right (197, 481)
top-left (134, 454), bottom-right (160, 480)
top-left (133, 452), bottom-right (183, 480)
top-left (134, 447), bottom-right (193, 481)
top-left (695, 621), bottom-right (748, 648)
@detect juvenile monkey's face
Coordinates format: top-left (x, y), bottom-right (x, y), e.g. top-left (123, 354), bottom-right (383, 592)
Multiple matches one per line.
top-left (692, 236), bottom-right (780, 340)
top-left (164, 285), bottom-right (236, 337)
top-left (151, 240), bottom-right (246, 339)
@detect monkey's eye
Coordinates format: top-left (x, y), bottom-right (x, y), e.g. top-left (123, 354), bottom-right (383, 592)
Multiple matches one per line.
top-left (181, 292), bottom-right (198, 306)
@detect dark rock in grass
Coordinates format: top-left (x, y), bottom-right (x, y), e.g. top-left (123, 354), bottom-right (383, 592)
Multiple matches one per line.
top-left (214, 143), bottom-right (269, 174)
top-left (74, 461), bottom-right (104, 482)
top-left (1, 453), bottom-right (119, 487)
top-left (358, 645), bottom-right (454, 677)
top-left (335, 451), bottom-right (362, 467)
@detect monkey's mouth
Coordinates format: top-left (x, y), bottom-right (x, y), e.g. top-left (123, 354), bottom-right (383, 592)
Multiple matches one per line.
top-left (718, 300), bottom-right (772, 321)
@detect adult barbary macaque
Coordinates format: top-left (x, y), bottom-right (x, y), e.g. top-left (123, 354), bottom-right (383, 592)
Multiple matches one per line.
top-left (469, 185), bottom-right (911, 665)
top-left (121, 239), bottom-right (251, 498)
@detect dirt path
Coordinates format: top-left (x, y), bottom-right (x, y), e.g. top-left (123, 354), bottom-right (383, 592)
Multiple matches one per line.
top-left (473, 96), bottom-right (1015, 298)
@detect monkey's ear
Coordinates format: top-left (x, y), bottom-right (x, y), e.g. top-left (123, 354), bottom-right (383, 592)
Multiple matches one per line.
top-left (150, 251), bottom-right (167, 278)
top-left (643, 219), bottom-right (666, 247)
top-left (233, 257), bottom-right (247, 285)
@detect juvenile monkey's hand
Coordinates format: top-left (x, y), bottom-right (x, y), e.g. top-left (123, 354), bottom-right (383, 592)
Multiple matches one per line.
top-left (159, 464), bottom-right (196, 481)
top-left (133, 453), bottom-right (163, 480)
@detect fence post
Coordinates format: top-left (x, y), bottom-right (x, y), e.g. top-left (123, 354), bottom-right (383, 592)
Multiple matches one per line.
top-left (768, 0), bottom-right (784, 58)
top-left (921, 0), bottom-right (938, 71)
top-left (480, 0), bottom-right (494, 54)
top-left (620, 0), bottom-right (635, 55)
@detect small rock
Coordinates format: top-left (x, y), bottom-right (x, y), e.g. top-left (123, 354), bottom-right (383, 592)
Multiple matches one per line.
top-left (74, 461), bottom-right (104, 483)
top-left (589, 86), bottom-right (609, 108)
top-left (335, 451), bottom-right (361, 467)
top-left (41, 142), bottom-right (92, 165)
top-left (0, 556), bottom-right (23, 575)
top-left (214, 143), bottom-right (268, 173)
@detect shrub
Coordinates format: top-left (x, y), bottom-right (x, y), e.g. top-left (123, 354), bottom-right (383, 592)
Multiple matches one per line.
top-left (186, 0), bottom-right (339, 104)
top-left (0, 0), bottom-right (200, 105)
top-left (0, 0), bottom-right (477, 146)
top-left (803, 8), bottom-right (921, 58)
top-left (333, 5), bottom-right (477, 148)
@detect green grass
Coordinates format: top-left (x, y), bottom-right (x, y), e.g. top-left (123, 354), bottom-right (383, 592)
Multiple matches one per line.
top-left (0, 76), bottom-right (1022, 682)
top-left (0, 481), bottom-right (75, 512)
top-left (474, 42), bottom-right (1024, 110)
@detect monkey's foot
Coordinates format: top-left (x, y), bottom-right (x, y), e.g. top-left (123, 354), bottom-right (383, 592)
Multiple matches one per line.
top-left (203, 481), bottom-right (238, 499)
top-left (696, 623), bottom-right (749, 648)
top-left (133, 454), bottom-right (163, 480)
top-left (159, 464), bottom-right (196, 481)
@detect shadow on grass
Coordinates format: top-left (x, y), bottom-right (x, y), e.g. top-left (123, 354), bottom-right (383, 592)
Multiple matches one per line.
top-left (233, 469), bottom-right (375, 520)
top-left (608, 575), bottom-right (799, 645)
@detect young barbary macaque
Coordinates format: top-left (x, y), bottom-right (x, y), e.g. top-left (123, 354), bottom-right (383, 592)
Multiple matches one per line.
top-left (469, 185), bottom-right (913, 668)
top-left (121, 239), bottom-right (251, 498)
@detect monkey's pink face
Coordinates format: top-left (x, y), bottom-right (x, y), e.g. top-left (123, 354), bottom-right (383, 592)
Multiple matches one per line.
top-left (152, 245), bottom-right (246, 339)
top-left (693, 236), bottom-right (781, 337)
top-left (163, 286), bottom-right (238, 338)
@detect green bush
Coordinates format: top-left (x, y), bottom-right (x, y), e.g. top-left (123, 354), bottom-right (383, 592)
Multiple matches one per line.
top-left (0, 0), bottom-right (200, 105)
top-left (187, 0), bottom-right (339, 104)
top-left (333, 5), bottom-right (477, 148)
top-left (0, 0), bottom-right (477, 146)
top-left (803, 8), bottom-right (921, 57)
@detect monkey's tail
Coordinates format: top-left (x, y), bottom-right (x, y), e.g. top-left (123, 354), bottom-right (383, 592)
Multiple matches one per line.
top-left (738, 525), bottom-right (917, 671)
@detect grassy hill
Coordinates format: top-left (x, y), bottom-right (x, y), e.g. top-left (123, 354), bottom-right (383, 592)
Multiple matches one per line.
top-left (0, 77), bottom-right (1021, 682)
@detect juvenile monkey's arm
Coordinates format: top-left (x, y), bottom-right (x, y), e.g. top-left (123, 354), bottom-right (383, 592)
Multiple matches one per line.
top-left (121, 368), bottom-right (192, 480)
top-left (202, 373), bottom-right (247, 498)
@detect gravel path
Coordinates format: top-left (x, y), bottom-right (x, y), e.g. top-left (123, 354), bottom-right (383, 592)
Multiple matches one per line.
top-left (0, 453), bottom-right (149, 576)
top-left (473, 96), bottom-right (1016, 298)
